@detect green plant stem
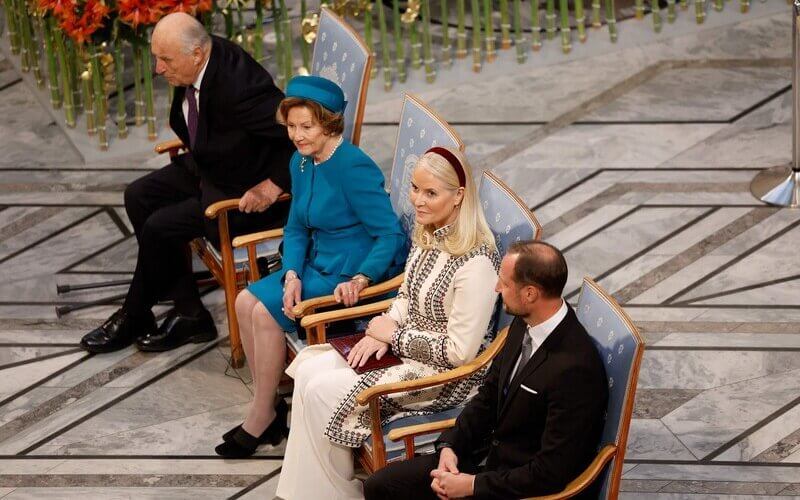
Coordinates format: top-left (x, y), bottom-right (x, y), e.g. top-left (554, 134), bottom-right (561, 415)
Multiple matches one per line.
top-left (695, 0), bottom-right (705, 23)
top-left (376, 1), bottom-right (392, 90)
top-left (409, 20), bottom-right (421, 69)
top-left (132, 39), bottom-right (144, 125)
top-left (113, 36), bottom-right (127, 139)
top-left (254, 0), bottom-right (264, 64)
top-left (482, 0), bottom-right (495, 61)
top-left (531, 0), bottom-right (541, 49)
top-left (392, 0), bottom-right (405, 81)
top-left (271, 0), bottom-right (284, 87)
top-left (545, 0), bottom-right (555, 40)
top-left (141, 42), bottom-right (156, 140)
top-left (592, 0), bottom-right (601, 28)
top-left (605, 0), bottom-right (617, 41)
top-left (456, 0), bottom-right (467, 58)
top-left (470, 0), bottom-right (481, 71)
top-left (90, 44), bottom-right (108, 149)
top-left (364, 4), bottom-right (376, 78)
top-left (53, 28), bottom-right (74, 127)
top-left (513, 0), bottom-right (525, 62)
top-left (634, 0), bottom-right (644, 18)
top-left (279, 0), bottom-right (293, 84)
top-left (652, 0), bottom-right (662, 32)
top-left (421, 0), bottom-right (434, 82)
top-left (499, 0), bottom-right (511, 49)
top-left (575, 0), bottom-right (586, 41)
top-left (441, 0), bottom-right (451, 65)
top-left (5, 0), bottom-right (20, 54)
top-left (42, 16), bottom-right (61, 108)
top-left (559, 0), bottom-right (570, 52)
top-left (667, 0), bottom-right (676, 22)
top-left (299, 0), bottom-right (310, 70)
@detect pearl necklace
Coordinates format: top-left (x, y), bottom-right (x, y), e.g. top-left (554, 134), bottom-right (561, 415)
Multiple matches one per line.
top-left (300, 136), bottom-right (344, 173)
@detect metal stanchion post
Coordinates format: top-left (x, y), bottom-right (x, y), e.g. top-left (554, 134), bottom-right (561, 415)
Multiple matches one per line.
top-left (750, 1), bottom-right (800, 207)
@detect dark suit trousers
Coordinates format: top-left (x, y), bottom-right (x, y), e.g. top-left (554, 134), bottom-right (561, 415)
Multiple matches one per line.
top-left (122, 157), bottom-right (288, 315)
top-left (364, 453), bottom-right (482, 500)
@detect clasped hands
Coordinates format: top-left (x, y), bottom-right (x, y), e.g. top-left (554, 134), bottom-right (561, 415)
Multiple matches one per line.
top-left (239, 178), bottom-right (282, 213)
top-left (281, 275), bottom-right (372, 320)
top-left (430, 447), bottom-right (475, 500)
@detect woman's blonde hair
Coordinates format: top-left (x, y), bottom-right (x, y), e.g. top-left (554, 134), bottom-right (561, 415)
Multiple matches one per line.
top-left (411, 147), bottom-right (496, 256)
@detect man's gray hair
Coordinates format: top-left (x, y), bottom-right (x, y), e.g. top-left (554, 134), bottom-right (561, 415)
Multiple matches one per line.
top-left (179, 17), bottom-right (211, 54)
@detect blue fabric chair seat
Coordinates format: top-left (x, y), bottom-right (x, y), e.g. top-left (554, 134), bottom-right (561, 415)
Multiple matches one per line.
top-left (363, 406), bottom-right (463, 462)
top-left (203, 237), bottom-right (281, 268)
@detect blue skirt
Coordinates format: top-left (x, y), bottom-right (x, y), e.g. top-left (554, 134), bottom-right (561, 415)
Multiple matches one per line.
top-left (247, 265), bottom-right (344, 332)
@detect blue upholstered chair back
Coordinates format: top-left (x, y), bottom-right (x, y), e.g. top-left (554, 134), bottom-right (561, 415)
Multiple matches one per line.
top-left (388, 94), bottom-right (464, 237)
top-left (479, 171), bottom-right (542, 331)
top-left (575, 278), bottom-right (644, 500)
top-left (311, 6), bottom-right (372, 145)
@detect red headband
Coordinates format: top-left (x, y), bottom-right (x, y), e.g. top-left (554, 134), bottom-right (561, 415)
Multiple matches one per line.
top-left (426, 147), bottom-right (466, 188)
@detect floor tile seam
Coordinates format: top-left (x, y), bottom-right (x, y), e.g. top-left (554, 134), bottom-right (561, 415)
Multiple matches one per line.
top-left (613, 206), bottom-right (770, 303)
top-left (227, 466), bottom-right (282, 500)
top-left (540, 184), bottom-right (629, 236)
top-left (751, 427), bottom-right (800, 463)
top-left (0, 347), bottom-right (83, 372)
top-left (0, 350), bottom-right (149, 443)
top-left (661, 208), bottom-right (794, 304)
top-left (564, 207), bottom-right (718, 300)
top-left (0, 474), bottom-right (264, 488)
top-left (674, 273), bottom-right (800, 306)
top-left (50, 397), bottom-right (255, 451)
top-left (698, 384), bottom-right (800, 462)
top-left (0, 353), bottom-right (92, 411)
top-left (0, 207), bottom-right (63, 245)
top-left (659, 415), bottom-right (703, 462)
top-left (17, 340), bottom-right (223, 455)
top-left (475, 56), bottom-right (791, 173)
top-left (0, 183), bottom-right (128, 194)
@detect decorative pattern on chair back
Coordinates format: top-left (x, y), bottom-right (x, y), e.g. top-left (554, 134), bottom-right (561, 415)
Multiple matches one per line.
top-left (389, 94), bottom-right (463, 238)
top-left (478, 171), bottom-right (542, 331)
top-left (311, 6), bottom-right (371, 145)
top-left (575, 278), bottom-right (644, 500)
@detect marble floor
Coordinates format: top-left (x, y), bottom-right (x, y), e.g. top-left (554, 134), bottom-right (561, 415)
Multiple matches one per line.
top-left (1, 2), bottom-right (800, 498)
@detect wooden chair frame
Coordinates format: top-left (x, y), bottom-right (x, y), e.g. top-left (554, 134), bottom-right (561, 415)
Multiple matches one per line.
top-left (386, 278), bottom-right (645, 499)
top-left (151, 10), bottom-right (372, 367)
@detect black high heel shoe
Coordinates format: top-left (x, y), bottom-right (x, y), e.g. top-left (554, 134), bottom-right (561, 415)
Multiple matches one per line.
top-left (215, 399), bottom-right (289, 458)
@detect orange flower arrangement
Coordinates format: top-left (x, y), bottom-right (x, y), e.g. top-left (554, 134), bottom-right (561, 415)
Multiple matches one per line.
top-left (58, 0), bottom-right (111, 44)
top-left (163, 0), bottom-right (212, 16)
top-left (117, 0), bottom-right (169, 29)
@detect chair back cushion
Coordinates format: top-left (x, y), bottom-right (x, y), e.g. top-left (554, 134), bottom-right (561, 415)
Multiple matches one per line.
top-left (389, 94), bottom-right (463, 237)
top-left (478, 171), bottom-right (542, 331)
top-left (575, 278), bottom-right (644, 500)
top-left (311, 6), bottom-right (371, 145)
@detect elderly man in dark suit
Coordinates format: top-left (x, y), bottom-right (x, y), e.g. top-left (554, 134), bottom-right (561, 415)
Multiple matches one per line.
top-left (81, 13), bottom-right (294, 354)
top-left (365, 241), bottom-right (608, 500)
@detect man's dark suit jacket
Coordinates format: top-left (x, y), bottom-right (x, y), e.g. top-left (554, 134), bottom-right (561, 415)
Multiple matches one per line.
top-left (169, 35), bottom-right (294, 196)
top-left (438, 307), bottom-right (608, 499)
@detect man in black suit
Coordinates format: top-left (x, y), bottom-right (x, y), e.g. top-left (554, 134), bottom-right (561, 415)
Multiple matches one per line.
top-left (80, 13), bottom-right (294, 354)
top-left (365, 241), bottom-right (608, 500)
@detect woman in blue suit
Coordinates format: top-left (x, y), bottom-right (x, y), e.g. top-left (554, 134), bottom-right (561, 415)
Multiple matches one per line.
top-left (215, 76), bottom-right (406, 458)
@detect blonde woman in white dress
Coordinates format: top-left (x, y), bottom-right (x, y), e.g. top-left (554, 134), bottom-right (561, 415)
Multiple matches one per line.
top-left (276, 146), bottom-right (500, 500)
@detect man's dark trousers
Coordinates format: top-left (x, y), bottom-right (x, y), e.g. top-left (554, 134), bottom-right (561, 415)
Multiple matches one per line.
top-left (122, 155), bottom-right (288, 315)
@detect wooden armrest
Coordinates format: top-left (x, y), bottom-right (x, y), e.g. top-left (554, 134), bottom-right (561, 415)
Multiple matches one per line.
top-left (232, 228), bottom-right (284, 248)
top-left (205, 193), bottom-right (291, 219)
top-left (154, 138), bottom-right (185, 155)
top-left (387, 418), bottom-right (456, 443)
top-left (526, 445), bottom-right (617, 500)
top-left (299, 298), bottom-right (394, 328)
top-left (356, 327), bottom-right (509, 405)
top-left (292, 273), bottom-right (404, 317)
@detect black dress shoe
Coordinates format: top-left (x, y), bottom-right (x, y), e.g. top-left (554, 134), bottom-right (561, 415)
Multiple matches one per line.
top-left (136, 308), bottom-right (217, 352)
top-left (216, 399), bottom-right (289, 457)
top-left (80, 309), bottom-right (156, 354)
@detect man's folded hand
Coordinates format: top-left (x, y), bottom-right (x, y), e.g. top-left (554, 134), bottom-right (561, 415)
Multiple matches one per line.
top-left (239, 178), bottom-right (282, 213)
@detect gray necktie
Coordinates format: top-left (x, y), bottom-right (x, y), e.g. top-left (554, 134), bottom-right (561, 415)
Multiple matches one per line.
top-left (506, 333), bottom-right (533, 391)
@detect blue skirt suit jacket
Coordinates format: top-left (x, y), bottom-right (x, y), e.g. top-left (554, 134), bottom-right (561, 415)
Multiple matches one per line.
top-left (248, 140), bottom-right (407, 331)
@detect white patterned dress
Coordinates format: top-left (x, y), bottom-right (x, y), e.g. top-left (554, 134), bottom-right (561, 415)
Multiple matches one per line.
top-left (326, 231), bottom-right (500, 447)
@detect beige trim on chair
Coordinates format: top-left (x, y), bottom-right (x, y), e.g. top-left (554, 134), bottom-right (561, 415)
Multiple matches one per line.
top-left (481, 171), bottom-right (543, 240)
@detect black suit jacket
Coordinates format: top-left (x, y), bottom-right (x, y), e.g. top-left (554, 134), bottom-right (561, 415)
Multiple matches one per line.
top-left (170, 36), bottom-right (294, 195)
top-left (438, 307), bottom-right (608, 499)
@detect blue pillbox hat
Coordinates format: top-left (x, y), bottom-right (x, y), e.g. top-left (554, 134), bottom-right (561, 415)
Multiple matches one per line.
top-left (285, 75), bottom-right (347, 114)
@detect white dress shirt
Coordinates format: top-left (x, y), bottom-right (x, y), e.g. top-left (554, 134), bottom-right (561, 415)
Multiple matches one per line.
top-left (508, 299), bottom-right (568, 381)
top-left (182, 55), bottom-right (210, 128)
